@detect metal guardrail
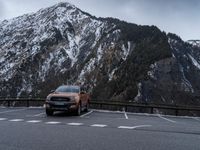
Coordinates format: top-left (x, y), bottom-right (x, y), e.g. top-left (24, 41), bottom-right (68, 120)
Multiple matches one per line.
top-left (90, 100), bottom-right (200, 116)
top-left (0, 98), bottom-right (45, 107)
top-left (0, 98), bottom-right (200, 116)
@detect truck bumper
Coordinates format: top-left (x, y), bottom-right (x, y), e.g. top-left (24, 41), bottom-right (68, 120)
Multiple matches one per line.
top-left (45, 101), bottom-right (77, 111)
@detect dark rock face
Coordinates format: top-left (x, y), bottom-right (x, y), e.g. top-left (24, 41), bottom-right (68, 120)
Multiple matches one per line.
top-left (0, 2), bottom-right (200, 105)
top-left (137, 34), bottom-right (200, 105)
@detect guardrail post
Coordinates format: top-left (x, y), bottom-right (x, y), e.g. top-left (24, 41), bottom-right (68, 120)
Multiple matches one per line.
top-left (7, 100), bottom-right (10, 107)
top-left (150, 107), bottom-right (154, 114)
top-left (125, 105), bottom-right (127, 112)
top-left (175, 109), bottom-right (178, 116)
top-left (27, 100), bottom-right (29, 107)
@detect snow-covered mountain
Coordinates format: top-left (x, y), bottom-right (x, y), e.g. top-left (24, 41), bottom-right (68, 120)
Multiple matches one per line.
top-left (187, 40), bottom-right (200, 48)
top-left (0, 2), bottom-right (200, 105)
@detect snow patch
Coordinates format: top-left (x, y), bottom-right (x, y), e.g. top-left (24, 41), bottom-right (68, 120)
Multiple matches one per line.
top-left (39, 53), bottom-right (54, 81)
top-left (79, 58), bottom-right (96, 83)
top-left (147, 63), bottom-right (158, 80)
top-left (134, 82), bottom-right (142, 101)
top-left (161, 96), bottom-right (166, 103)
top-left (188, 54), bottom-right (200, 70)
top-left (187, 40), bottom-right (200, 48)
top-left (109, 68), bottom-right (118, 81)
top-left (0, 57), bottom-right (5, 63)
top-left (122, 41), bottom-right (131, 60)
top-left (97, 44), bottom-right (103, 62)
top-left (179, 64), bottom-right (194, 93)
top-left (17, 79), bottom-right (32, 97)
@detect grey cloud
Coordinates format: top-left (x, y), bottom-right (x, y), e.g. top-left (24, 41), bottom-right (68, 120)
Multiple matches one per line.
top-left (0, 0), bottom-right (65, 20)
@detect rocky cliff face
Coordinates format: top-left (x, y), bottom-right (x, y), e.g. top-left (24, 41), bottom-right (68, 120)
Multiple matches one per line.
top-left (0, 2), bottom-right (199, 105)
top-left (139, 34), bottom-right (200, 105)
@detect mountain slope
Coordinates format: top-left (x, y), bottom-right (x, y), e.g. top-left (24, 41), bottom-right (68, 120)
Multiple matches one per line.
top-left (0, 2), bottom-right (199, 105)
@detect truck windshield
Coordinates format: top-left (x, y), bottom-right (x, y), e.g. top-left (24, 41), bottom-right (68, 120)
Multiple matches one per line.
top-left (55, 86), bottom-right (80, 93)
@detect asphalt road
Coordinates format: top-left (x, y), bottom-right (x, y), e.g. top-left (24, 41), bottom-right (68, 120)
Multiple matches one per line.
top-left (0, 107), bottom-right (200, 150)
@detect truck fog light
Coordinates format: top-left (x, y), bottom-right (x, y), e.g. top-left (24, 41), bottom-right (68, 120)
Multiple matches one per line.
top-left (70, 105), bottom-right (77, 109)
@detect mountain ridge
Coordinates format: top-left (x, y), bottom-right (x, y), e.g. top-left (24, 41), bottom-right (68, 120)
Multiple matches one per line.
top-left (0, 2), bottom-right (200, 105)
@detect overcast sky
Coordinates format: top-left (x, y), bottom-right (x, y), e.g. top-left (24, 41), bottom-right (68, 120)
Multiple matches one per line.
top-left (0, 0), bottom-right (199, 41)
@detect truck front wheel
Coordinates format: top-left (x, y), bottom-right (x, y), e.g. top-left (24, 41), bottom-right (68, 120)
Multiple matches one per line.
top-left (46, 109), bottom-right (54, 116)
top-left (75, 103), bottom-right (81, 116)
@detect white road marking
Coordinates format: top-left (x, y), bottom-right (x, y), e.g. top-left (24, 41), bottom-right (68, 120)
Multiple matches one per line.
top-left (27, 120), bottom-right (41, 123)
top-left (80, 110), bottom-right (93, 118)
top-left (0, 118), bottom-right (7, 121)
top-left (45, 121), bottom-right (61, 124)
top-left (92, 109), bottom-right (126, 119)
top-left (93, 109), bottom-right (197, 120)
top-left (124, 111), bottom-right (128, 119)
top-left (9, 119), bottom-right (24, 122)
top-left (26, 112), bottom-right (45, 117)
top-left (67, 123), bottom-right (83, 126)
top-left (28, 107), bottom-right (44, 109)
top-left (93, 109), bottom-right (124, 114)
top-left (158, 114), bottom-right (176, 123)
top-left (91, 124), bottom-right (107, 127)
top-left (33, 113), bottom-right (45, 117)
top-left (0, 108), bottom-right (27, 114)
top-left (118, 125), bottom-right (152, 129)
top-left (131, 125), bottom-right (152, 129)
top-left (193, 117), bottom-right (200, 121)
top-left (118, 126), bottom-right (134, 129)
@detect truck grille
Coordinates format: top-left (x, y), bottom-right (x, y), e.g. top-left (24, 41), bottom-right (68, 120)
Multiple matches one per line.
top-left (50, 97), bottom-right (71, 102)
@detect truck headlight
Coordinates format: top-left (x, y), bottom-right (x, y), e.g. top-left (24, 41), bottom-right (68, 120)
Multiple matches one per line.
top-left (46, 96), bottom-right (51, 102)
top-left (69, 96), bottom-right (75, 101)
top-left (69, 96), bottom-right (79, 102)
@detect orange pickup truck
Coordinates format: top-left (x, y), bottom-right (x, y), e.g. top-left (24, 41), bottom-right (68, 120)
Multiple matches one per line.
top-left (45, 85), bottom-right (90, 116)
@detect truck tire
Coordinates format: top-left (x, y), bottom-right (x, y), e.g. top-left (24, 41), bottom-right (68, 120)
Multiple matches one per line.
top-left (75, 103), bottom-right (81, 116)
top-left (84, 103), bottom-right (89, 112)
top-left (46, 109), bottom-right (54, 116)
